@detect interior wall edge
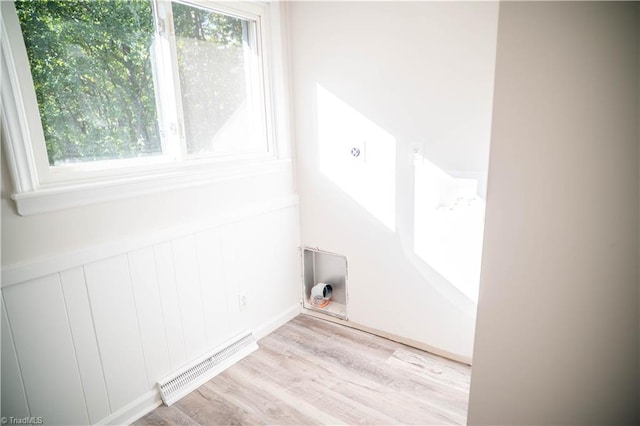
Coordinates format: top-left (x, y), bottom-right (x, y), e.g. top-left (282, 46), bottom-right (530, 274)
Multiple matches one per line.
top-left (468, 1), bottom-right (640, 423)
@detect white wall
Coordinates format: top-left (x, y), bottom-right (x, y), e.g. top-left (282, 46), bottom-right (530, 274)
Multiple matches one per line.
top-left (0, 3), bottom-right (301, 424)
top-left (1, 202), bottom-right (301, 425)
top-left (468, 2), bottom-right (639, 424)
top-left (288, 1), bottom-right (499, 360)
top-left (0, 157), bottom-right (295, 265)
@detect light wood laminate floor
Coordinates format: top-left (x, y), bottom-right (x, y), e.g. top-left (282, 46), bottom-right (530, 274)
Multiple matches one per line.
top-left (133, 315), bottom-right (471, 425)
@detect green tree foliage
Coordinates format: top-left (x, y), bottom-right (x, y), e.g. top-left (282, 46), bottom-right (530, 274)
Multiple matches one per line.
top-left (171, 2), bottom-right (248, 155)
top-left (15, 0), bottom-right (161, 165)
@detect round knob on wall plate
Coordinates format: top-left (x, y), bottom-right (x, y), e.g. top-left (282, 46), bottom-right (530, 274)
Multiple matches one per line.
top-left (350, 147), bottom-right (361, 157)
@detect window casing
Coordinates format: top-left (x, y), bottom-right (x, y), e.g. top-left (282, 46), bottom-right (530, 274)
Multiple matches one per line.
top-left (1, 0), bottom-right (288, 215)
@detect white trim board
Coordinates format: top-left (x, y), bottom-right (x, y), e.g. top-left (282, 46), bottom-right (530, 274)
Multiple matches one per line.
top-left (96, 390), bottom-right (160, 426)
top-left (1, 195), bottom-right (299, 288)
top-left (302, 309), bottom-right (472, 366)
top-left (12, 159), bottom-right (292, 216)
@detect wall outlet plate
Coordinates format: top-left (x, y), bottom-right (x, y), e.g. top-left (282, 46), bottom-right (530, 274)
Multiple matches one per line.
top-left (409, 142), bottom-right (425, 166)
top-left (238, 294), bottom-right (247, 311)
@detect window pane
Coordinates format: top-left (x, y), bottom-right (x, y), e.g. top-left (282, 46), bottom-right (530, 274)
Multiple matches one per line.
top-left (15, 0), bottom-right (161, 166)
top-left (172, 2), bottom-right (267, 156)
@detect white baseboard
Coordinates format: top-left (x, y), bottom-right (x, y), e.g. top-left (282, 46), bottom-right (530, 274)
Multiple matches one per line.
top-left (97, 390), bottom-right (161, 426)
top-left (254, 303), bottom-right (301, 340)
top-left (302, 308), bottom-right (472, 366)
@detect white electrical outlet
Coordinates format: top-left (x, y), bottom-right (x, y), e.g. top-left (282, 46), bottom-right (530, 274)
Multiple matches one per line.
top-left (409, 142), bottom-right (425, 166)
top-left (238, 294), bottom-right (247, 311)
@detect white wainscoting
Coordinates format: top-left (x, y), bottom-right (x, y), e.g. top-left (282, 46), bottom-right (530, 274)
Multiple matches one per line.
top-left (1, 197), bottom-right (301, 425)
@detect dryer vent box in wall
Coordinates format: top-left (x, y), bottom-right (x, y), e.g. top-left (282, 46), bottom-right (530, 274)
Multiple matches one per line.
top-left (302, 248), bottom-right (348, 320)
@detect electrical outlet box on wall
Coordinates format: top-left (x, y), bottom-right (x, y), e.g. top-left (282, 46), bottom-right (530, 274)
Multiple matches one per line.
top-left (409, 142), bottom-right (425, 166)
top-left (348, 141), bottom-right (367, 164)
top-left (238, 293), bottom-right (248, 311)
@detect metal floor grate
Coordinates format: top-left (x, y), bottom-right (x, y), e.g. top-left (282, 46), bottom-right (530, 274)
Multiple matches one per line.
top-left (158, 332), bottom-right (258, 406)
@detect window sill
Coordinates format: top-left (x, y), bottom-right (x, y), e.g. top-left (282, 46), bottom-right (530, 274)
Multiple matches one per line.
top-left (11, 157), bottom-right (292, 216)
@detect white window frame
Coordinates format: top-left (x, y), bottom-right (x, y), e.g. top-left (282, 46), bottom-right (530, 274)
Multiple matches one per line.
top-left (1, 0), bottom-right (291, 216)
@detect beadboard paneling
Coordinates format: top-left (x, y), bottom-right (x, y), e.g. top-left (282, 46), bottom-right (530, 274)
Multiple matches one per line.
top-left (0, 203), bottom-right (301, 425)
top-left (219, 222), bottom-right (250, 336)
top-left (60, 267), bottom-right (112, 423)
top-left (3, 275), bottom-right (89, 425)
top-left (171, 235), bottom-right (209, 360)
top-left (195, 228), bottom-right (232, 349)
top-left (84, 255), bottom-right (149, 412)
top-left (0, 296), bottom-right (30, 421)
top-left (128, 247), bottom-right (173, 391)
top-left (153, 241), bottom-right (189, 370)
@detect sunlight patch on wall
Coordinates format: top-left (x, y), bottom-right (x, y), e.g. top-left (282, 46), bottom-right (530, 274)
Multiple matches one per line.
top-left (413, 158), bottom-right (485, 303)
top-left (317, 84), bottom-right (396, 231)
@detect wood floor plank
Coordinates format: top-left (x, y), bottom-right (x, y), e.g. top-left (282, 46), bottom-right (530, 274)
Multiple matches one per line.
top-left (202, 370), bottom-right (322, 425)
top-left (133, 314), bottom-right (471, 425)
top-left (262, 317), bottom-right (470, 419)
top-left (217, 365), bottom-right (345, 425)
top-left (258, 332), bottom-right (465, 425)
top-left (387, 347), bottom-right (471, 392)
top-left (234, 353), bottom-right (400, 425)
top-left (175, 386), bottom-right (264, 426)
top-left (134, 404), bottom-right (201, 426)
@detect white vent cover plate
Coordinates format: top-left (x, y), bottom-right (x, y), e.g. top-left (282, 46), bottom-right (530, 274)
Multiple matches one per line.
top-left (157, 331), bottom-right (258, 406)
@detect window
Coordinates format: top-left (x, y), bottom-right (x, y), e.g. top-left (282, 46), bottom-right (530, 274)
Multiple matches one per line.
top-left (1, 0), bottom-right (285, 215)
top-left (15, 0), bottom-right (268, 167)
top-left (170, 2), bottom-right (267, 157)
top-left (15, 0), bottom-right (162, 167)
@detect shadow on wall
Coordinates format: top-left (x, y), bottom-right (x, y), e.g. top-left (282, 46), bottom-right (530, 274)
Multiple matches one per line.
top-left (316, 83), bottom-right (485, 304)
